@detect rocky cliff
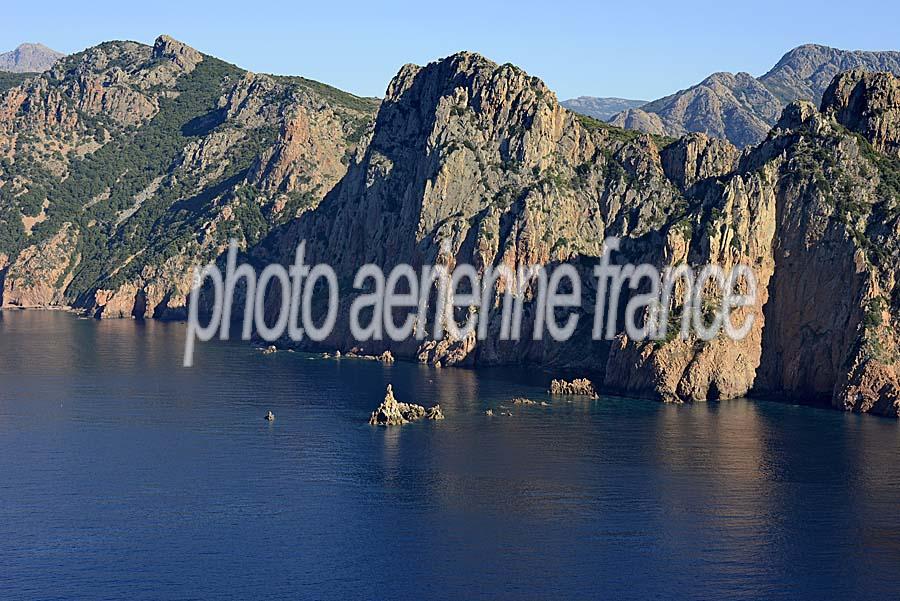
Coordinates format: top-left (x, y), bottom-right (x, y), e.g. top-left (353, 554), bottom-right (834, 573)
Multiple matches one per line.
top-left (255, 55), bottom-right (900, 417)
top-left (609, 44), bottom-right (900, 148)
top-left (4, 38), bottom-right (900, 417)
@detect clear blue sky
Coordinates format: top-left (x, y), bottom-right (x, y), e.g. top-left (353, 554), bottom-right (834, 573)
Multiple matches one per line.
top-left (6, 0), bottom-right (898, 101)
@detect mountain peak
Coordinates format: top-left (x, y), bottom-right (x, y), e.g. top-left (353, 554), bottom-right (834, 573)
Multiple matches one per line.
top-left (0, 42), bottom-right (64, 73)
top-left (607, 43), bottom-right (900, 148)
top-left (384, 51), bottom-right (549, 106)
top-left (152, 35), bottom-right (203, 72)
top-left (822, 69), bottom-right (900, 157)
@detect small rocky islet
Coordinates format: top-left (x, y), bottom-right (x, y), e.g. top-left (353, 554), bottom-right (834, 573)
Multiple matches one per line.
top-left (321, 349), bottom-right (394, 363)
top-left (368, 384), bottom-right (444, 426)
top-left (549, 378), bottom-right (599, 399)
top-left (367, 378), bottom-right (601, 424)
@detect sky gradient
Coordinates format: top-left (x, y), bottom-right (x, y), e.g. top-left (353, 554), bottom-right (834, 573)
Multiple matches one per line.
top-left (6, 0), bottom-right (898, 101)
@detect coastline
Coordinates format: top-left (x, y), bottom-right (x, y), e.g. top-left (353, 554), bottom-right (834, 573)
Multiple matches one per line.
top-left (6, 305), bottom-right (897, 420)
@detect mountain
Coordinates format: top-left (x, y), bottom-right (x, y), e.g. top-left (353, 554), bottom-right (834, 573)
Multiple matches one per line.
top-left (257, 53), bottom-right (900, 416)
top-left (560, 96), bottom-right (646, 120)
top-left (610, 44), bottom-right (900, 147)
top-left (0, 35), bottom-right (378, 316)
top-left (4, 36), bottom-right (900, 416)
top-left (0, 43), bottom-right (64, 73)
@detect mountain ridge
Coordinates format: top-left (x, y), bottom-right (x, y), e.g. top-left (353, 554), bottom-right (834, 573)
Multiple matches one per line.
top-left (560, 96), bottom-right (646, 120)
top-left (609, 43), bottom-right (900, 147)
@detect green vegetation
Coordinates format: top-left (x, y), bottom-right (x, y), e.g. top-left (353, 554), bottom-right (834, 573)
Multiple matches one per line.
top-left (272, 75), bottom-right (380, 115)
top-left (576, 113), bottom-right (640, 143)
top-left (864, 296), bottom-right (887, 329)
top-left (573, 112), bottom-right (676, 149)
top-left (0, 71), bottom-right (36, 93)
top-left (0, 54), bottom-right (293, 302)
top-left (856, 134), bottom-right (900, 203)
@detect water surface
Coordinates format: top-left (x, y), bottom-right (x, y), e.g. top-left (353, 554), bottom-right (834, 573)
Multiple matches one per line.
top-left (1, 311), bottom-right (899, 600)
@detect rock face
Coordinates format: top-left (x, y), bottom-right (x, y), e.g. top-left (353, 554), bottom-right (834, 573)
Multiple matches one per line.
top-left (152, 35), bottom-right (202, 74)
top-left (560, 96), bottom-right (647, 121)
top-left (0, 35), bottom-right (378, 319)
top-left (609, 44), bottom-right (900, 147)
top-left (2, 223), bottom-right (78, 307)
top-left (264, 51), bottom-right (685, 370)
top-left (821, 70), bottom-right (900, 158)
top-left (0, 43), bottom-right (63, 73)
top-left (606, 71), bottom-right (900, 416)
top-left (263, 54), bottom-right (900, 418)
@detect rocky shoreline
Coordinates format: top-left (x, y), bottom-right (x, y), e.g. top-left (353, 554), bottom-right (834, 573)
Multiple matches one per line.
top-left (4, 36), bottom-right (900, 417)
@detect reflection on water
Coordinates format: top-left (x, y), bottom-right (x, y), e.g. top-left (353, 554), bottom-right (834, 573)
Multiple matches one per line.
top-left (1, 310), bottom-right (900, 600)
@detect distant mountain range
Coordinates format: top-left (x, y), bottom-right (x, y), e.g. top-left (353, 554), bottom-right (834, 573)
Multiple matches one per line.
top-left (0, 43), bottom-right (63, 73)
top-left (605, 44), bottom-right (900, 147)
top-left (559, 96), bottom-right (646, 120)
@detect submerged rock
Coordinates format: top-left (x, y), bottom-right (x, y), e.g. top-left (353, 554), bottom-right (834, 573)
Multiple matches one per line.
top-left (512, 397), bottom-right (537, 405)
top-left (261, 345), bottom-right (277, 355)
top-left (425, 405), bottom-right (445, 420)
top-left (377, 350), bottom-right (395, 363)
top-left (264, 411), bottom-right (275, 421)
top-left (485, 409), bottom-right (494, 416)
top-left (549, 378), bottom-right (599, 399)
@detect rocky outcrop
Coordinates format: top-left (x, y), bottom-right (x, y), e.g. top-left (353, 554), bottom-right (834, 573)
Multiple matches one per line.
top-left (152, 35), bottom-right (203, 74)
top-left (660, 133), bottom-right (740, 191)
top-left (425, 405), bottom-right (445, 420)
top-left (549, 378), bottom-right (598, 398)
top-left (265, 51), bottom-right (685, 372)
top-left (608, 108), bottom-right (667, 136)
top-left (369, 384), bottom-right (440, 425)
top-left (2, 223), bottom-right (78, 307)
top-left (821, 70), bottom-right (900, 157)
top-left (604, 73), bottom-right (900, 416)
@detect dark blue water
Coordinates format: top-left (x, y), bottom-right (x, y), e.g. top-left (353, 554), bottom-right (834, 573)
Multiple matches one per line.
top-left (2, 311), bottom-right (900, 600)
